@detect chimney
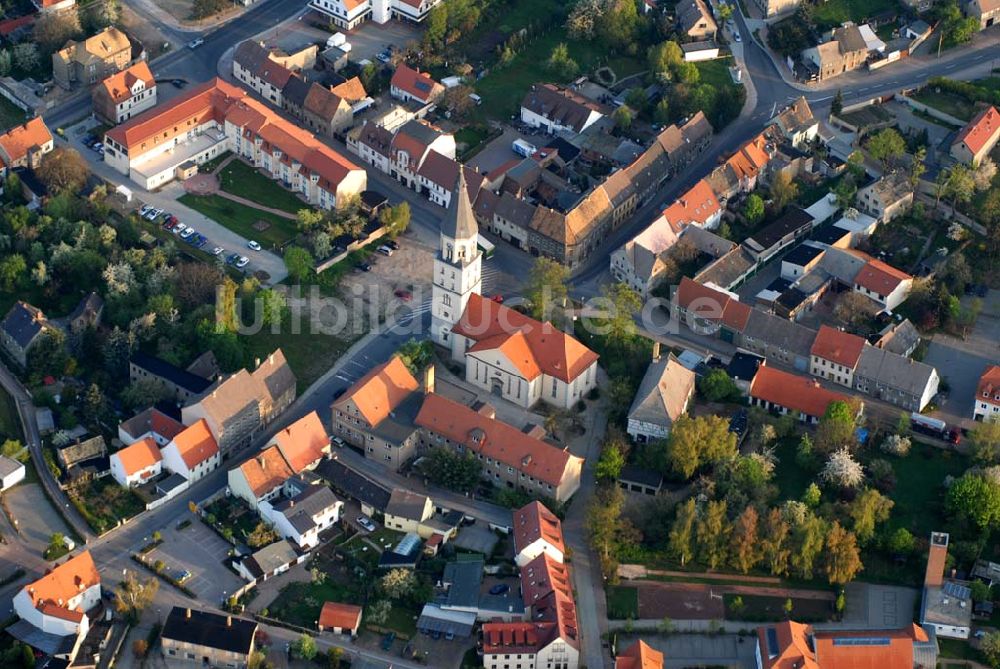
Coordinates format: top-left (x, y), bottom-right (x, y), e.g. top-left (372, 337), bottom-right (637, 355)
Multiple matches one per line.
top-left (255, 357), bottom-right (261, 369)
top-left (423, 364), bottom-right (435, 394)
top-left (924, 531), bottom-right (949, 588)
top-left (185, 608), bottom-right (191, 620)
top-left (258, 455), bottom-right (266, 469)
top-left (652, 341), bottom-right (661, 361)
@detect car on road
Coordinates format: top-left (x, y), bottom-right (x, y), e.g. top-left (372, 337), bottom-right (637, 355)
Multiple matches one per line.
top-left (188, 38), bottom-right (204, 49)
top-left (357, 515), bottom-right (377, 532)
top-left (331, 436), bottom-right (346, 448)
top-left (247, 240), bottom-right (261, 251)
top-left (179, 227), bottom-right (195, 239)
top-left (226, 253), bottom-right (240, 265)
top-left (235, 256), bottom-right (250, 268)
top-left (488, 584), bottom-right (510, 595)
top-left (212, 246), bottom-right (225, 256)
top-left (171, 79), bottom-right (187, 89)
top-left (733, 32), bottom-right (742, 42)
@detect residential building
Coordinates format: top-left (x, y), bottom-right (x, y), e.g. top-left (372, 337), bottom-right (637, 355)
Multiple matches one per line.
top-left (34, 0), bottom-right (76, 12)
top-left (232, 40), bottom-right (305, 106)
top-left (93, 61), bottom-right (156, 124)
top-left (974, 366), bottom-right (1000, 421)
top-left (262, 484), bottom-right (342, 549)
top-left (318, 602), bottom-right (362, 636)
top-left (128, 352), bottom-right (213, 404)
top-left (744, 207), bottom-right (815, 262)
top-left (384, 488), bottom-right (433, 533)
top-left (810, 325), bottom-right (867, 388)
top-left (160, 607), bottom-right (257, 667)
top-left (626, 347), bottom-right (696, 443)
top-left (617, 640), bottom-right (664, 669)
top-left (681, 41), bottom-right (720, 61)
top-left (965, 0), bottom-right (1000, 30)
top-left (181, 350), bottom-right (296, 454)
top-left (872, 319), bottom-right (921, 358)
top-left (755, 620), bottom-right (937, 669)
top-left (856, 173), bottom-right (914, 222)
top-left (310, 0), bottom-right (444, 27)
top-left (299, 82), bottom-right (355, 137)
top-left (0, 455), bottom-right (25, 490)
top-left (390, 63), bottom-right (444, 106)
top-left (950, 105), bottom-right (1000, 166)
top-left (12, 551), bottom-right (101, 644)
top-left (483, 508), bottom-right (580, 669)
top-left (104, 78), bottom-right (366, 203)
top-left (66, 292), bottom-right (104, 334)
top-left (753, 0), bottom-right (800, 18)
top-left (269, 410), bottom-right (330, 473)
top-left (513, 501), bottom-right (565, 567)
top-left (317, 456), bottom-right (391, 516)
top-left (520, 83), bottom-right (609, 135)
top-left (100, 414), bottom-right (145, 449)
top-left (236, 539), bottom-right (303, 582)
top-left (920, 532), bottom-right (971, 639)
top-left (330, 355), bottom-right (422, 470)
top-left (0, 117), bottom-right (54, 174)
top-left (662, 179), bottom-right (723, 230)
top-left (418, 151), bottom-right (485, 208)
top-left (769, 97), bottom-right (819, 150)
top-left (389, 119), bottom-right (456, 189)
top-left (110, 437), bottom-right (162, 487)
top-left (609, 216), bottom-right (681, 296)
top-left (416, 394), bottom-right (584, 502)
top-left (677, 0), bottom-right (718, 39)
top-left (853, 346), bottom-right (939, 412)
top-left (52, 27), bottom-right (133, 89)
top-left (1, 301), bottom-right (52, 368)
top-left (749, 366), bottom-right (859, 424)
top-left (803, 25), bottom-right (869, 81)
top-left (853, 256), bottom-right (913, 310)
top-left (160, 419), bottom-right (220, 482)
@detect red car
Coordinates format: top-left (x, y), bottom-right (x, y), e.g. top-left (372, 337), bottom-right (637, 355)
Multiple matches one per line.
top-left (491, 294), bottom-right (504, 303)
top-left (394, 289), bottom-right (412, 302)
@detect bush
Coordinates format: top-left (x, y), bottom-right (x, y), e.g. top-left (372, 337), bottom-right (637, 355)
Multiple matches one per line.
top-left (880, 434), bottom-right (911, 457)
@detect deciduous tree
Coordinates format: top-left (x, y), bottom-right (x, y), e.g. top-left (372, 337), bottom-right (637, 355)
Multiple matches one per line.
top-left (730, 506), bottom-right (761, 573)
top-left (847, 488), bottom-right (893, 545)
top-left (821, 448), bottom-right (865, 489)
top-left (769, 171), bottom-right (798, 213)
top-left (823, 521), bottom-right (862, 585)
top-left (760, 507), bottom-right (791, 576)
top-left (695, 500), bottom-right (729, 570)
top-left (114, 572), bottom-right (159, 623)
top-left (421, 448), bottom-right (482, 492)
top-left (380, 568), bottom-right (417, 600)
top-left (865, 128), bottom-right (905, 169)
top-left (668, 498), bottom-right (697, 567)
top-left (36, 147), bottom-right (90, 194)
top-left (524, 257), bottom-right (569, 323)
top-left (744, 193), bottom-right (765, 226)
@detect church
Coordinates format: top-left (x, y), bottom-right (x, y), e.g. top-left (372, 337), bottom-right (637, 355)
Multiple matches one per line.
top-left (431, 172), bottom-right (600, 411)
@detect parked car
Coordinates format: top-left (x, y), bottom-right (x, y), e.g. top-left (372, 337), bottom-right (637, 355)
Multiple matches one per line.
top-left (172, 224), bottom-right (187, 236)
top-left (162, 220), bottom-right (178, 232)
top-left (179, 227), bottom-right (195, 239)
top-left (387, 240), bottom-right (400, 250)
top-left (91, 142), bottom-right (104, 152)
top-left (491, 294), bottom-right (504, 303)
top-left (172, 79), bottom-right (187, 89)
top-left (376, 51), bottom-right (391, 63)
top-left (247, 240), bottom-right (261, 251)
top-left (733, 32), bottom-right (742, 42)
top-left (212, 246), bottom-right (224, 256)
top-left (377, 245), bottom-right (393, 256)
top-left (139, 204), bottom-right (153, 217)
top-left (381, 632), bottom-right (395, 650)
top-left (356, 262), bottom-right (372, 272)
top-left (332, 388), bottom-right (347, 401)
top-left (357, 515), bottom-right (377, 532)
top-left (488, 584), bottom-right (510, 595)
top-left (226, 253), bottom-right (240, 265)
top-left (235, 256), bottom-right (250, 268)
top-left (394, 289), bottom-right (412, 301)
top-left (331, 436), bottom-right (346, 448)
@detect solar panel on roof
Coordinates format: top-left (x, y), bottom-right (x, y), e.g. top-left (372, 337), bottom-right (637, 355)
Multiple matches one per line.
top-left (943, 581), bottom-right (971, 600)
top-left (766, 628), bottom-right (779, 658)
top-left (415, 81), bottom-right (431, 92)
top-left (832, 638), bottom-right (891, 646)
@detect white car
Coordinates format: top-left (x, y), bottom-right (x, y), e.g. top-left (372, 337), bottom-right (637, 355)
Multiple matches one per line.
top-left (179, 227), bottom-right (195, 239)
top-left (377, 245), bottom-right (393, 257)
top-left (247, 240), bottom-right (261, 251)
top-left (235, 256), bottom-right (250, 268)
top-left (188, 38), bottom-right (204, 49)
top-left (138, 205), bottom-right (153, 217)
top-left (734, 32), bottom-right (742, 42)
top-left (357, 516), bottom-right (377, 532)
top-left (172, 224), bottom-right (188, 235)
top-left (212, 246), bottom-right (225, 256)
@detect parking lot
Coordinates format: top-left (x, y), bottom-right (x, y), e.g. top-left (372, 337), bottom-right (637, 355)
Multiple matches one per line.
top-left (144, 519), bottom-right (244, 604)
top-left (5, 484), bottom-right (71, 553)
top-left (467, 127), bottom-right (546, 175)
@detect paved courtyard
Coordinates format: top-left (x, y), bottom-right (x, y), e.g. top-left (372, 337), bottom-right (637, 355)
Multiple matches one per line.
top-left (835, 583), bottom-right (919, 630)
top-left (145, 519), bottom-right (244, 604)
top-left (5, 484), bottom-right (71, 553)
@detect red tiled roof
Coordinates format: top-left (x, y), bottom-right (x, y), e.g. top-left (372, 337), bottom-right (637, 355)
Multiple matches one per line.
top-left (23, 551), bottom-right (100, 622)
top-left (811, 325), bottom-right (867, 369)
top-left (100, 61), bottom-right (154, 104)
top-left (520, 552), bottom-right (572, 607)
top-left (390, 63), bottom-right (442, 103)
top-left (616, 640), bottom-right (665, 669)
top-left (113, 437), bottom-right (162, 476)
top-left (854, 258), bottom-right (911, 297)
top-left (954, 106), bottom-right (1000, 156)
top-left (675, 277), bottom-right (751, 331)
top-left (319, 602), bottom-right (362, 630)
top-left (333, 356), bottom-right (419, 427)
top-left (415, 394), bottom-right (581, 488)
top-left (452, 294), bottom-right (598, 383)
top-left (757, 621), bottom-right (818, 669)
top-left (513, 501), bottom-right (565, 558)
top-left (749, 366), bottom-right (852, 419)
top-left (0, 117), bottom-right (53, 164)
top-left (0, 14), bottom-right (34, 37)
top-left (169, 419), bottom-right (219, 469)
top-left (238, 445), bottom-right (294, 497)
top-left (979, 365), bottom-right (1000, 402)
top-left (663, 179), bottom-right (721, 231)
top-left (812, 624), bottom-right (927, 669)
top-left (269, 411), bottom-right (328, 472)
top-left (119, 408), bottom-right (185, 442)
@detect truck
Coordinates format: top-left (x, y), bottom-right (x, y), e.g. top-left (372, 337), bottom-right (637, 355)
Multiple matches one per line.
top-left (512, 138), bottom-right (537, 158)
top-left (910, 412), bottom-right (961, 444)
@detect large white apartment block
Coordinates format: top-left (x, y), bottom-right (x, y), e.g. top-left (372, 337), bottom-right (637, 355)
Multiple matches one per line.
top-left (309, 0), bottom-right (442, 29)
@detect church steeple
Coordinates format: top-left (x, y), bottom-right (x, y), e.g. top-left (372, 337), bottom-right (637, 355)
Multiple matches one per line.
top-left (441, 169), bottom-right (478, 243)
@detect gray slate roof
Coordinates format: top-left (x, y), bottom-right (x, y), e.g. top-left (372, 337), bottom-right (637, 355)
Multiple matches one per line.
top-left (741, 309), bottom-right (817, 358)
top-left (1, 301), bottom-right (48, 349)
top-left (627, 354), bottom-right (696, 428)
top-left (442, 168), bottom-right (478, 241)
top-left (386, 488), bottom-right (430, 522)
top-left (245, 539), bottom-right (298, 577)
top-left (855, 346), bottom-right (937, 398)
top-left (273, 484), bottom-right (341, 534)
top-left (442, 558), bottom-right (484, 608)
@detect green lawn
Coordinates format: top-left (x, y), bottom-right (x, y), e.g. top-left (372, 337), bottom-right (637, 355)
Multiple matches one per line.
top-left (938, 638), bottom-right (983, 662)
top-left (198, 150), bottom-right (234, 174)
top-left (885, 441), bottom-right (969, 539)
top-left (268, 579), bottom-right (363, 628)
top-left (811, 0), bottom-right (900, 29)
top-left (695, 58), bottom-right (736, 89)
top-left (474, 29), bottom-right (643, 121)
top-left (725, 594), bottom-right (832, 622)
top-left (0, 95), bottom-right (26, 133)
top-left (606, 585), bottom-right (639, 620)
top-left (772, 437), bottom-right (815, 502)
top-left (178, 193), bottom-right (298, 248)
top-left (910, 90), bottom-right (975, 122)
top-left (217, 160), bottom-right (310, 215)
top-left (243, 319), bottom-right (357, 394)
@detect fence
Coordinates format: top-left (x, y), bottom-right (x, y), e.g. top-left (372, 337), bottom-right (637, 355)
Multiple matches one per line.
top-left (901, 95), bottom-right (966, 127)
top-left (314, 223), bottom-right (388, 274)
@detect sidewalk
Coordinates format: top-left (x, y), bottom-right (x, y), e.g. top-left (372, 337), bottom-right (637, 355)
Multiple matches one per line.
top-left (126, 0), bottom-right (254, 34)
